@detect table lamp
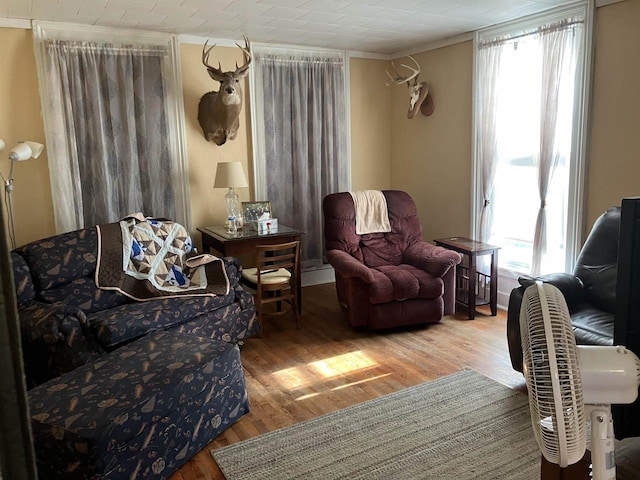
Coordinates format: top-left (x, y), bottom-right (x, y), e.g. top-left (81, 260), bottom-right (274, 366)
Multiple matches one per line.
top-left (214, 161), bottom-right (248, 231)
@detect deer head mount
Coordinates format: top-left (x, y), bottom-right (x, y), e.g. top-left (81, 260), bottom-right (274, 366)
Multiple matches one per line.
top-left (197, 36), bottom-right (251, 146)
top-left (386, 55), bottom-right (434, 119)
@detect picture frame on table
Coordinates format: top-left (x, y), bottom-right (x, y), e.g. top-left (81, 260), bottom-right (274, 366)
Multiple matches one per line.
top-left (242, 201), bottom-right (272, 229)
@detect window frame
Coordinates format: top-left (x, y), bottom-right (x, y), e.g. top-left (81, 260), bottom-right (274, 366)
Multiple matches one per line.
top-left (471, 1), bottom-right (594, 283)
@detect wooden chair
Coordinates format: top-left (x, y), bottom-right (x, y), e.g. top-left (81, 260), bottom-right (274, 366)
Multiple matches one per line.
top-left (241, 241), bottom-right (300, 333)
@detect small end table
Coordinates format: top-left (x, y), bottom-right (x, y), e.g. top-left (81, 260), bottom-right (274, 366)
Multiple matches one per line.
top-left (433, 237), bottom-right (500, 320)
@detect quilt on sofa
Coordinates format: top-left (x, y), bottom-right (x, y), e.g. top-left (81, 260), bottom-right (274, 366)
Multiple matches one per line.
top-left (96, 215), bottom-right (230, 299)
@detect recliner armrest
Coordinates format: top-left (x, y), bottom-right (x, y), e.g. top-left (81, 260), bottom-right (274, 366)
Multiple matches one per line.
top-left (326, 249), bottom-right (377, 284)
top-left (403, 242), bottom-right (462, 278)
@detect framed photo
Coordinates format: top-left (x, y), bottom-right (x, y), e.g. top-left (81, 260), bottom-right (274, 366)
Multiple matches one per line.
top-left (242, 201), bottom-right (272, 228)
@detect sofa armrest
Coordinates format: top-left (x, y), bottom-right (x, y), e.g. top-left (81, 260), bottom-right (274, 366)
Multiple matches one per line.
top-left (326, 250), bottom-right (377, 284)
top-left (403, 242), bottom-right (462, 278)
top-left (222, 256), bottom-right (243, 287)
top-left (19, 301), bottom-right (102, 386)
top-left (517, 272), bottom-right (587, 310)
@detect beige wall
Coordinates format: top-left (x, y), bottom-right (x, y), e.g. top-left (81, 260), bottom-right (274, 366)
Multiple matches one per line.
top-left (387, 0), bottom-right (640, 243)
top-left (0, 28), bottom-right (54, 246)
top-left (389, 41), bottom-right (473, 243)
top-left (587, 0), bottom-right (640, 228)
top-left (349, 57), bottom-right (392, 191)
top-left (1, 0), bottom-right (638, 247)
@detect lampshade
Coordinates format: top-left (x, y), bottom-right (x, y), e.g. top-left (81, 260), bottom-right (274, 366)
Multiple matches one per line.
top-left (9, 141), bottom-right (45, 161)
top-left (214, 162), bottom-right (248, 188)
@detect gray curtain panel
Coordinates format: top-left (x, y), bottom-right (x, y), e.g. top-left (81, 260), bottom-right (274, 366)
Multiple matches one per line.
top-left (259, 54), bottom-right (348, 268)
top-left (44, 40), bottom-right (176, 227)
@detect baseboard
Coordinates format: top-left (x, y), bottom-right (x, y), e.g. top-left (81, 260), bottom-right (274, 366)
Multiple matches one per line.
top-left (302, 266), bottom-right (335, 287)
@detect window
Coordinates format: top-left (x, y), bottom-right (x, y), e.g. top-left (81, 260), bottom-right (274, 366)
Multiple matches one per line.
top-left (473, 3), bottom-right (592, 289)
top-left (250, 46), bottom-right (349, 270)
top-left (33, 22), bottom-right (190, 233)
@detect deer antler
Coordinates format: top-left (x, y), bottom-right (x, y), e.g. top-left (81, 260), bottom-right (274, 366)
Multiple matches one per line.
top-left (234, 35), bottom-right (252, 76)
top-left (202, 40), bottom-right (224, 78)
top-left (202, 36), bottom-right (252, 81)
top-left (385, 55), bottom-right (420, 86)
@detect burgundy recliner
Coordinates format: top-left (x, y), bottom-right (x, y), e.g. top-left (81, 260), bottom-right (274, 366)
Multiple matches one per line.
top-left (323, 190), bottom-right (462, 329)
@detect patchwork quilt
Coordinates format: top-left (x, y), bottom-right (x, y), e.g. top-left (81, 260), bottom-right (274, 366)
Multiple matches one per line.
top-left (96, 215), bottom-right (229, 300)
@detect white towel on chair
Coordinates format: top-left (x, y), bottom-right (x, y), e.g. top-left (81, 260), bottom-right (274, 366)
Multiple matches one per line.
top-left (349, 190), bottom-right (392, 235)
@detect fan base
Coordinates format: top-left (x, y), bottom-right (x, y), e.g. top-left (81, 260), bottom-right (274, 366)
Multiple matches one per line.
top-left (541, 452), bottom-right (591, 479)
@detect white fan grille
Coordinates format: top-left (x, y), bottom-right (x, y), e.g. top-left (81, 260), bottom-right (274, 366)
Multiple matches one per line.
top-left (520, 282), bottom-right (587, 467)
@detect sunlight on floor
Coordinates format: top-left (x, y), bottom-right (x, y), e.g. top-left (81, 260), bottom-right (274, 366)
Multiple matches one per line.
top-left (309, 350), bottom-right (378, 378)
top-left (272, 350), bottom-right (380, 393)
top-left (296, 373), bottom-right (393, 401)
top-left (330, 373), bottom-right (392, 391)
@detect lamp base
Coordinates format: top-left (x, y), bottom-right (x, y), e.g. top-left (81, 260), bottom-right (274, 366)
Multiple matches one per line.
top-left (225, 187), bottom-right (242, 233)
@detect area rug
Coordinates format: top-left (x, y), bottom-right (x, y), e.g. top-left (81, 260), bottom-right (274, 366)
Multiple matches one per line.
top-left (212, 369), bottom-right (540, 479)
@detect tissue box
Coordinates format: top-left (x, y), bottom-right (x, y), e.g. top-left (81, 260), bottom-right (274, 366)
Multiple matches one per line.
top-left (257, 218), bottom-right (278, 234)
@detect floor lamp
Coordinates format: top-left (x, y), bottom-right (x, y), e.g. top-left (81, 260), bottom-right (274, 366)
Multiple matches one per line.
top-left (0, 140), bottom-right (45, 249)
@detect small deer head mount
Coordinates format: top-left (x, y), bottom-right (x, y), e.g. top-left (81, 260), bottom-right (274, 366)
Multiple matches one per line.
top-left (386, 55), bottom-right (434, 119)
top-left (197, 36), bottom-right (251, 146)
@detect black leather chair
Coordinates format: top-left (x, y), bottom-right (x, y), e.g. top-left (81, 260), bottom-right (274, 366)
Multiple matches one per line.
top-left (506, 206), bottom-right (620, 372)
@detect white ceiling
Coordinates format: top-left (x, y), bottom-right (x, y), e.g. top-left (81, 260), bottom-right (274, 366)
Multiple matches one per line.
top-left (2, 0), bottom-right (579, 55)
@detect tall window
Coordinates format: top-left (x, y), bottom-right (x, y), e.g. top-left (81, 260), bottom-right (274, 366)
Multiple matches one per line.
top-left (474, 3), bottom-right (592, 285)
top-left (250, 47), bottom-right (349, 269)
top-left (33, 22), bottom-right (190, 233)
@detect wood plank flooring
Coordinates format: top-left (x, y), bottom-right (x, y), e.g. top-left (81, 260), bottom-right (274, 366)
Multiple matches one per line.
top-left (170, 283), bottom-right (526, 480)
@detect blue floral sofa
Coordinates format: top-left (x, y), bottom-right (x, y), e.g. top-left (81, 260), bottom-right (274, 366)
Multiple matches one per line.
top-left (12, 223), bottom-right (259, 479)
top-left (13, 226), bottom-right (258, 387)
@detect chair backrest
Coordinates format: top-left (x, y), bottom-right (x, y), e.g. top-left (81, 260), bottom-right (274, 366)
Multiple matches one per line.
top-left (255, 241), bottom-right (300, 288)
top-left (323, 190), bottom-right (423, 267)
top-left (574, 206), bottom-right (620, 313)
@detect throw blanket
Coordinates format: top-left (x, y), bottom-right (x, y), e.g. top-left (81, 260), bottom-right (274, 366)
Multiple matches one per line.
top-left (349, 190), bottom-right (391, 235)
top-left (95, 215), bottom-right (230, 301)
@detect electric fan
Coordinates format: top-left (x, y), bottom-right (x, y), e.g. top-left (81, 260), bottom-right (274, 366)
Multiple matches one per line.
top-left (520, 281), bottom-right (640, 479)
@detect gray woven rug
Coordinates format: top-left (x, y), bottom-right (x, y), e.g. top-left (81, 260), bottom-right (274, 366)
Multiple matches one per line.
top-left (212, 369), bottom-right (540, 479)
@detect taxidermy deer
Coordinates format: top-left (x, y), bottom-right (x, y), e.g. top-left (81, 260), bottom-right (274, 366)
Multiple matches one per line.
top-left (386, 55), bottom-right (432, 119)
top-left (198, 36), bottom-right (251, 146)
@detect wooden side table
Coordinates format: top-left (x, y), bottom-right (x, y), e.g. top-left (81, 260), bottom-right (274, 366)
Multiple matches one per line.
top-left (433, 237), bottom-right (500, 320)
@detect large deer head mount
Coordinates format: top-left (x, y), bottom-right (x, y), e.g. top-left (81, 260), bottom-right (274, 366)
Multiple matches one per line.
top-left (386, 56), bottom-right (434, 119)
top-left (197, 36), bottom-right (251, 146)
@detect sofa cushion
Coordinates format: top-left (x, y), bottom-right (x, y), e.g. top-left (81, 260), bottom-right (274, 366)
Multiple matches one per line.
top-left (88, 292), bottom-right (236, 349)
top-left (29, 331), bottom-right (249, 479)
top-left (40, 276), bottom-right (129, 313)
top-left (11, 252), bottom-right (36, 304)
top-left (17, 228), bottom-right (98, 291)
top-left (570, 305), bottom-right (615, 346)
top-left (369, 264), bottom-right (443, 304)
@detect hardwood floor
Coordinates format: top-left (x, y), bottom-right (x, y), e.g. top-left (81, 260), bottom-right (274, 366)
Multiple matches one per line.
top-left (170, 283), bottom-right (526, 480)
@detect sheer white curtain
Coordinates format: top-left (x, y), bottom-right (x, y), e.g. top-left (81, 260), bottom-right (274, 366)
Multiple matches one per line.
top-left (476, 46), bottom-right (502, 243)
top-left (251, 48), bottom-right (349, 269)
top-left (531, 22), bottom-right (580, 275)
top-left (33, 23), bottom-right (190, 233)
